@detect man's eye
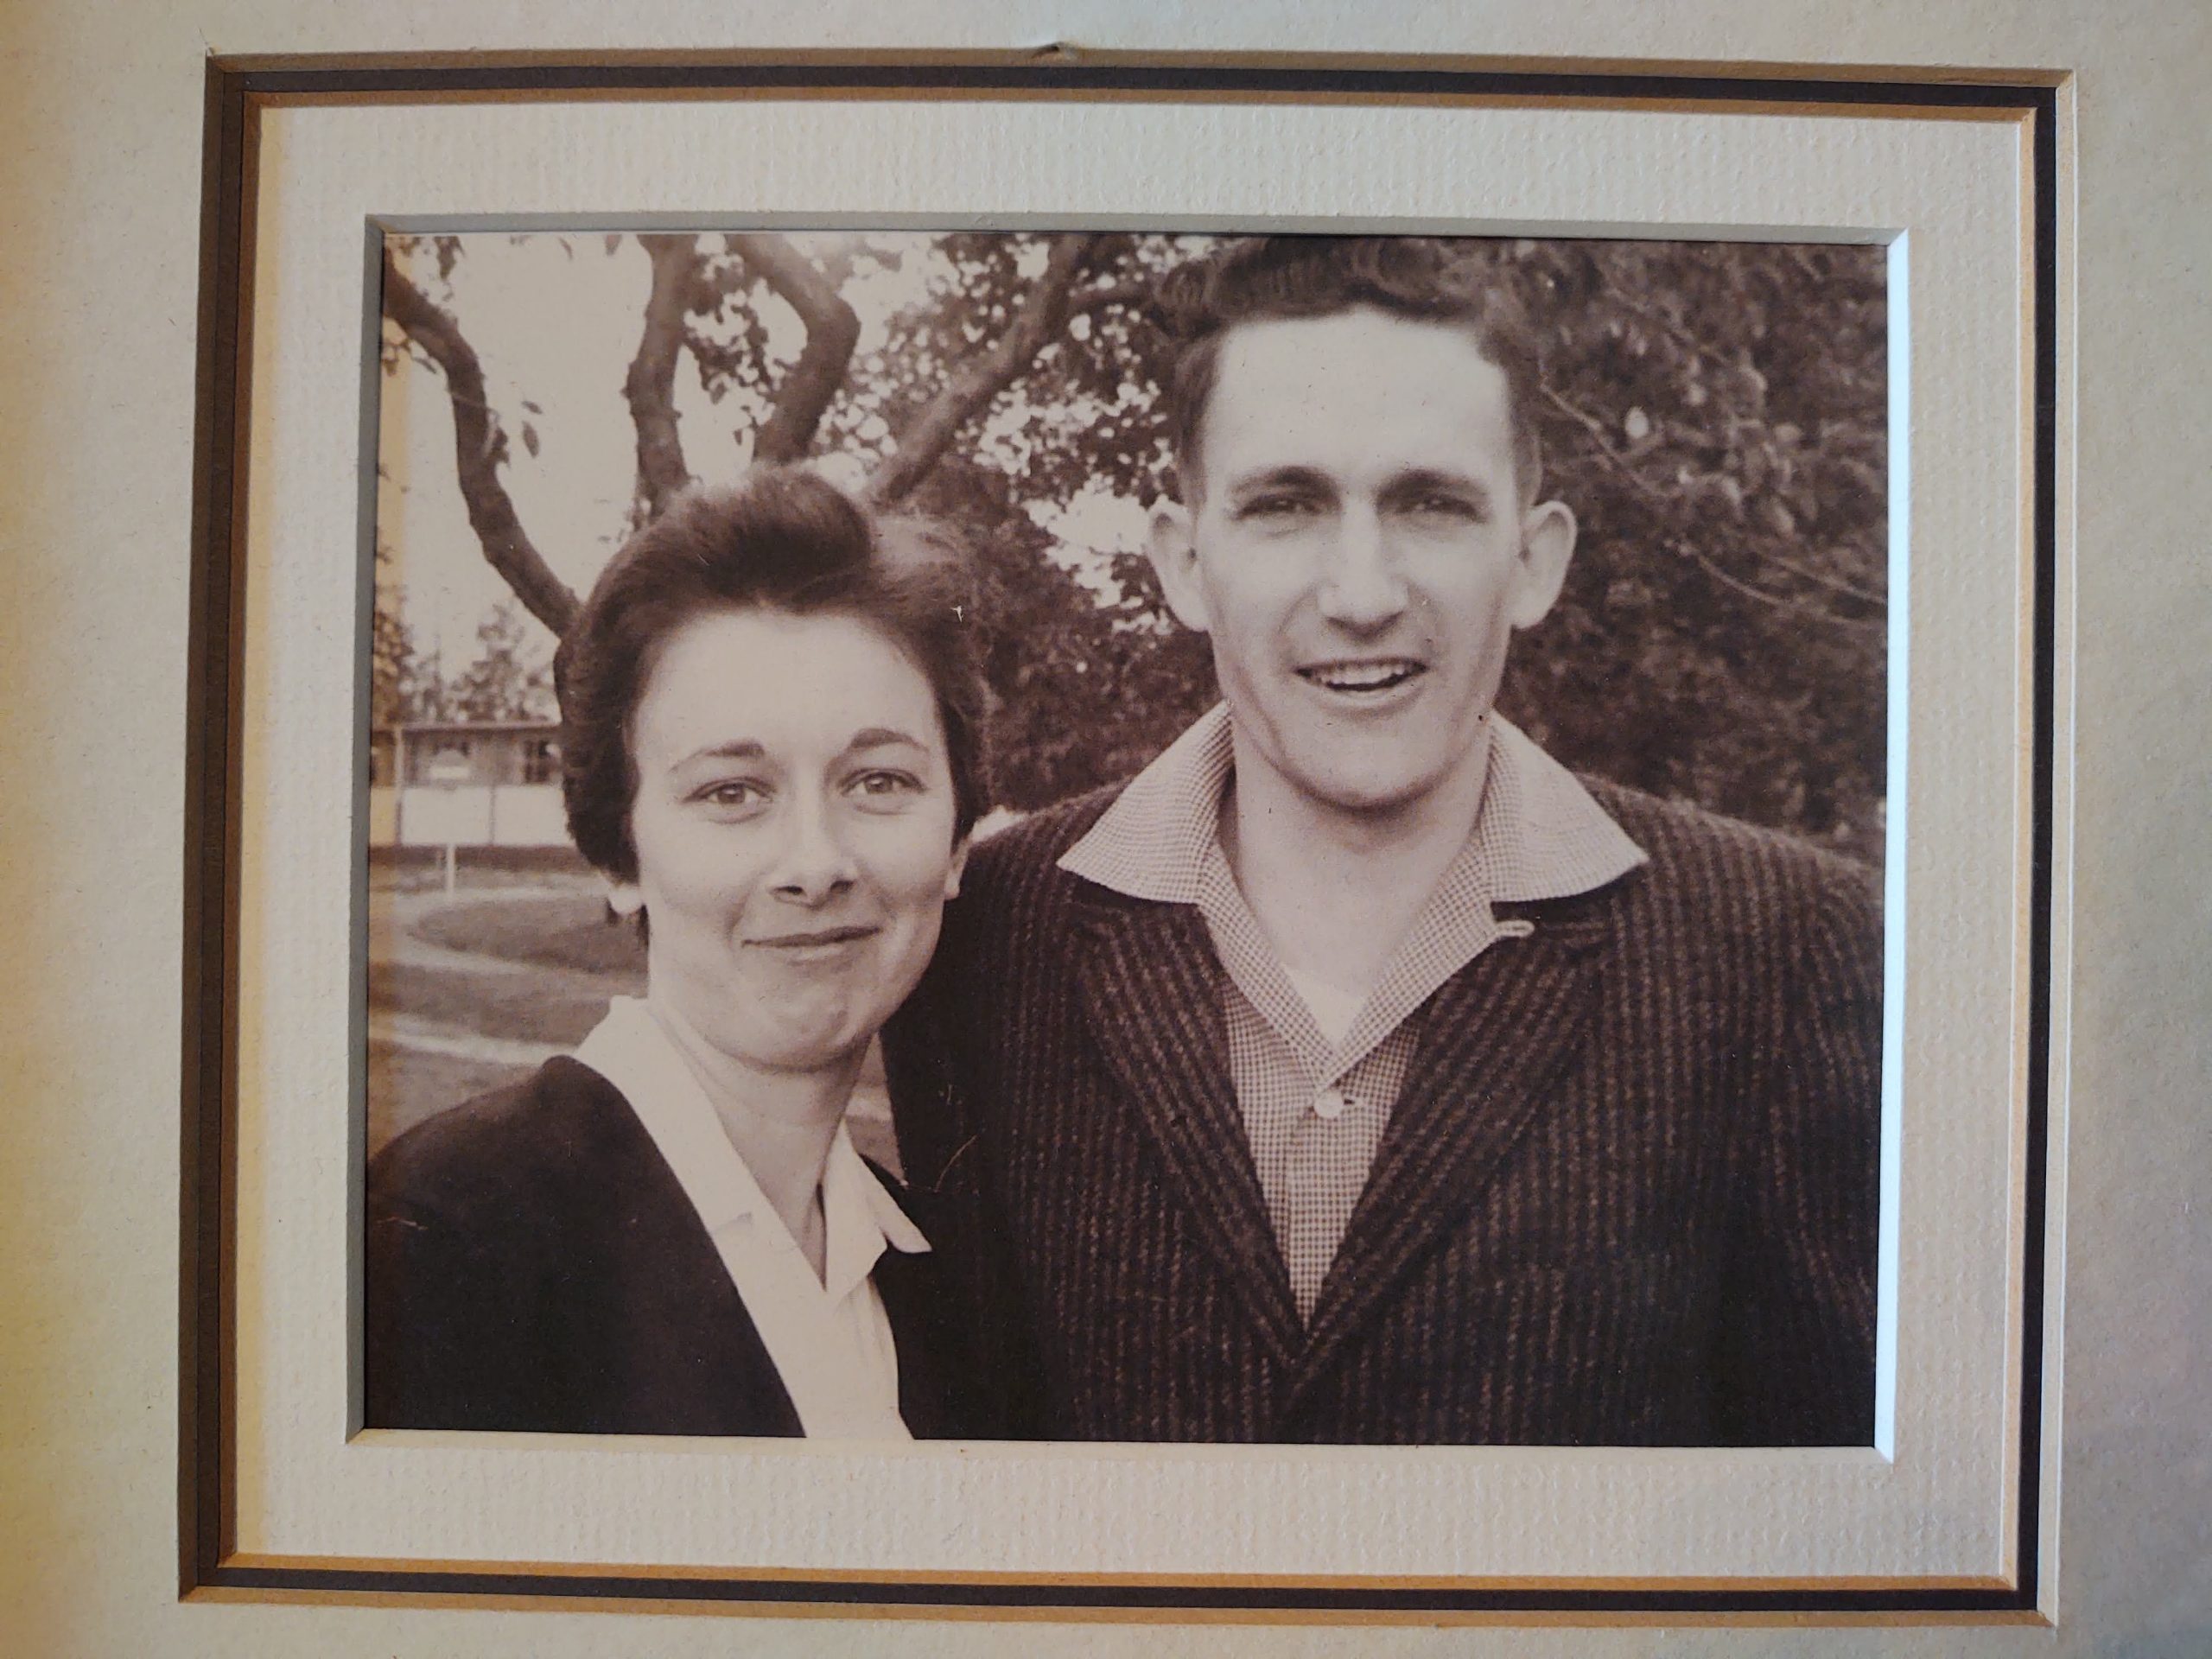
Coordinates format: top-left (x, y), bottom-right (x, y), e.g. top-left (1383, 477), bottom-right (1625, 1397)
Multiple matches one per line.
top-left (1402, 493), bottom-right (1482, 521)
top-left (1235, 493), bottom-right (1322, 521)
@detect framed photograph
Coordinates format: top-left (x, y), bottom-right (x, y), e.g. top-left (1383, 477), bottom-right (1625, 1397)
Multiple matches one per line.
top-left (181, 52), bottom-right (2065, 1621)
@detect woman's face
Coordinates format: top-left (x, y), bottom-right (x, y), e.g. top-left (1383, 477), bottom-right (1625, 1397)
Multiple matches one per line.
top-left (612, 606), bottom-right (967, 1077)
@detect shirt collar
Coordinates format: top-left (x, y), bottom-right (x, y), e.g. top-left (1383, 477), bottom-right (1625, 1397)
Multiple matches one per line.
top-left (572, 998), bottom-right (930, 1300)
top-left (1059, 702), bottom-right (1646, 907)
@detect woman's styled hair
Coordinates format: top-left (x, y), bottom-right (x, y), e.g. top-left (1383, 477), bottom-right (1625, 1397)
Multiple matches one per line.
top-left (552, 467), bottom-right (990, 883)
top-left (1154, 235), bottom-right (1548, 505)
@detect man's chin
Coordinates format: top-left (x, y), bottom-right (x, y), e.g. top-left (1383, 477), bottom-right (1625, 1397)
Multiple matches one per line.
top-left (1228, 712), bottom-right (1484, 827)
top-left (1291, 766), bottom-right (1451, 823)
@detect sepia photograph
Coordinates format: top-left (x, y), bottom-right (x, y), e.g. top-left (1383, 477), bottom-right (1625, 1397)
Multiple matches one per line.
top-left (39, 0), bottom-right (2212, 1645)
top-left (365, 226), bottom-right (1890, 1450)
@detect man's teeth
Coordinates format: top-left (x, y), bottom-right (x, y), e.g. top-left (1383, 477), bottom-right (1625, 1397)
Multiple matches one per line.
top-left (1306, 661), bottom-right (1421, 691)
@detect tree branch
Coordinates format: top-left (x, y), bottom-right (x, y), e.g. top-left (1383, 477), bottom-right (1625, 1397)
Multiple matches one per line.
top-left (625, 234), bottom-right (699, 518)
top-left (1067, 278), bottom-right (1148, 317)
top-left (865, 234), bottom-right (1101, 507)
top-left (1543, 385), bottom-right (1664, 499)
top-left (728, 233), bottom-right (861, 467)
top-left (1545, 389), bottom-right (1883, 613)
top-left (1744, 541), bottom-right (1886, 609)
top-left (1669, 537), bottom-right (1883, 631)
top-left (379, 248), bottom-right (578, 637)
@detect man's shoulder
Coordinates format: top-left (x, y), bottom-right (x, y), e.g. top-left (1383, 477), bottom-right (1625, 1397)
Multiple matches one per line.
top-left (925, 780), bottom-right (1147, 983)
top-left (1573, 774), bottom-right (1882, 940)
top-left (963, 782), bottom-right (1131, 896)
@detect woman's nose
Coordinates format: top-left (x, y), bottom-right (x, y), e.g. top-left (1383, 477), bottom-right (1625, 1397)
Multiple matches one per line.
top-left (767, 798), bottom-right (858, 904)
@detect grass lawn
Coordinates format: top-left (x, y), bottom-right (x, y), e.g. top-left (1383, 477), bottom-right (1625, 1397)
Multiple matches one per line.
top-left (368, 959), bottom-right (632, 1047)
top-left (373, 883), bottom-right (905, 1172)
top-left (370, 845), bottom-right (600, 893)
top-left (416, 893), bottom-right (648, 977)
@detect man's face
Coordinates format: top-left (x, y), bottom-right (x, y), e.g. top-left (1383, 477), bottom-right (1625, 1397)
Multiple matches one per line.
top-left (1151, 305), bottom-right (1575, 823)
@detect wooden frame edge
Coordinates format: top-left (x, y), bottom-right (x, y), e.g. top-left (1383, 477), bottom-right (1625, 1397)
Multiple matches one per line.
top-left (180, 51), bottom-right (252, 1599)
top-left (212, 1549), bottom-right (2023, 1592)
top-left (186, 1555), bottom-right (2044, 1621)
top-left (182, 1583), bottom-right (2054, 1628)
top-left (198, 48), bottom-right (2070, 121)
top-left (179, 50), bottom-right (2067, 1622)
top-left (202, 45), bottom-right (2069, 86)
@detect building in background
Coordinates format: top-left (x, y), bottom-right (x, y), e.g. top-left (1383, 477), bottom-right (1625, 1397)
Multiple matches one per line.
top-left (368, 720), bottom-right (567, 849)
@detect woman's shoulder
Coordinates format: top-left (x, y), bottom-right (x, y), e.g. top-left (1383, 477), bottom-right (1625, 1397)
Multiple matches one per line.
top-left (366, 1056), bottom-right (637, 1223)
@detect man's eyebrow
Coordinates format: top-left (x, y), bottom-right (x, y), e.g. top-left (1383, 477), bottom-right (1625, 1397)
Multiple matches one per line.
top-left (1384, 468), bottom-right (1496, 513)
top-left (1224, 464), bottom-right (1334, 497)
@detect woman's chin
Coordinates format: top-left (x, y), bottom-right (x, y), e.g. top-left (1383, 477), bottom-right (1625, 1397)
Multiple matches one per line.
top-left (659, 961), bottom-right (913, 1083)
top-left (702, 1009), bottom-right (873, 1080)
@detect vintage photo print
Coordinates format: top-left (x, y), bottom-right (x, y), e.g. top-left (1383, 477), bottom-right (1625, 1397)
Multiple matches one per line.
top-left (365, 227), bottom-right (1887, 1449)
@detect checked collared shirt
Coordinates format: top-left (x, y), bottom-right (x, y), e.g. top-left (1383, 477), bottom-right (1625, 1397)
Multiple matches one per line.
top-left (1059, 704), bottom-right (1646, 1321)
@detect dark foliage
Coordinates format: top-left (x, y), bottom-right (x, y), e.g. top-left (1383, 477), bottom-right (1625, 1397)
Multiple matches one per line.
top-left (401, 231), bottom-right (1886, 861)
top-left (881, 235), bottom-right (1888, 861)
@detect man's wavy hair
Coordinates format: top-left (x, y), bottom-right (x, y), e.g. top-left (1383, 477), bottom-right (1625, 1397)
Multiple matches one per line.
top-left (553, 468), bottom-right (990, 887)
top-left (1153, 236), bottom-right (1547, 505)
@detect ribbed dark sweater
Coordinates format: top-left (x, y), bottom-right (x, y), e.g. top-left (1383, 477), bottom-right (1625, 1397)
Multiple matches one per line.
top-left (884, 777), bottom-right (1881, 1446)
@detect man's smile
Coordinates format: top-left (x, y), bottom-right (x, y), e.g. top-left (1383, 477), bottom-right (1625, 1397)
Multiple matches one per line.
top-left (1296, 657), bottom-right (1427, 695)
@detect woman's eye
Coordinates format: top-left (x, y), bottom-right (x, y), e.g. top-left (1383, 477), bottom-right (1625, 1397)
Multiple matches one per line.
top-left (848, 769), bottom-right (923, 803)
top-left (695, 779), bottom-right (768, 811)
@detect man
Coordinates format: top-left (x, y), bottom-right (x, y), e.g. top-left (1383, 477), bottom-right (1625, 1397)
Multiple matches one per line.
top-left (887, 236), bottom-right (1880, 1446)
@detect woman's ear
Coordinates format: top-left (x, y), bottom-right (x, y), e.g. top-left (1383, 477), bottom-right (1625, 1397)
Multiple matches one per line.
top-left (606, 877), bottom-right (645, 918)
top-left (943, 836), bottom-right (972, 902)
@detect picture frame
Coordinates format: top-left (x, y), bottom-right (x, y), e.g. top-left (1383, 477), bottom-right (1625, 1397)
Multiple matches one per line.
top-left (179, 48), bottom-right (2064, 1624)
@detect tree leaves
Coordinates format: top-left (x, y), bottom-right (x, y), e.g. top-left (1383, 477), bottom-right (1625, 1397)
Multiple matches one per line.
top-left (444, 601), bottom-right (556, 722)
top-left (398, 231), bottom-right (1887, 859)
top-left (1465, 238), bottom-right (1889, 859)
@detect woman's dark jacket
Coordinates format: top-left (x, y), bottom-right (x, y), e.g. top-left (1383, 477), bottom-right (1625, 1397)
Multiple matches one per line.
top-left (364, 1056), bottom-right (980, 1438)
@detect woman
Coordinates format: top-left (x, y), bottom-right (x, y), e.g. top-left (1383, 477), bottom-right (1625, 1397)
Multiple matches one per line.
top-left (365, 469), bottom-right (989, 1439)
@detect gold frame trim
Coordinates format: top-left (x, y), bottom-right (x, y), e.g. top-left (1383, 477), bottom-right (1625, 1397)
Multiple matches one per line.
top-left (181, 48), bottom-right (2066, 1623)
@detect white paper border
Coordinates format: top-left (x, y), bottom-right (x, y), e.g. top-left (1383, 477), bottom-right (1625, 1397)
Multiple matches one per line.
top-left (225, 87), bottom-right (2047, 1586)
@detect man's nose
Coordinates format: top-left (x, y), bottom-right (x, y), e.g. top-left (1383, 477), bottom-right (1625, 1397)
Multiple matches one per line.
top-left (767, 795), bottom-right (859, 906)
top-left (1313, 507), bottom-right (1409, 630)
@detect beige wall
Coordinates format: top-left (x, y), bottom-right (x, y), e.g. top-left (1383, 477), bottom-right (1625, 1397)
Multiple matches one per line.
top-left (2, 3), bottom-right (2207, 1656)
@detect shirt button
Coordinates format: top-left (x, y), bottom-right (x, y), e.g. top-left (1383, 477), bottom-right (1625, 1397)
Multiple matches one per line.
top-left (1313, 1087), bottom-right (1350, 1121)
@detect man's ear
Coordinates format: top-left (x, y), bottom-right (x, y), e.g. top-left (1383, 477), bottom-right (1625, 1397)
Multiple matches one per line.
top-left (1506, 499), bottom-right (1577, 630)
top-left (942, 836), bottom-right (971, 903)
top-left (1146, 505), bottom-right (1211, 634)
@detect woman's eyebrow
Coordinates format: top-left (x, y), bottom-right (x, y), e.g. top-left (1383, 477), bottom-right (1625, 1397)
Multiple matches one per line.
top-left (843, 727), bottom-right (931, 756)
top-left (672, 739), bottom-right (766, 769)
